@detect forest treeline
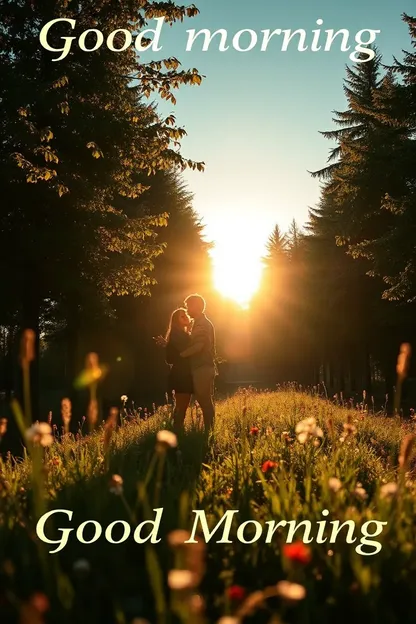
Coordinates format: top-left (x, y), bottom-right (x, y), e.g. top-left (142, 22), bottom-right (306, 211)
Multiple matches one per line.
top-left (1, 5), bottom-right (415, 429)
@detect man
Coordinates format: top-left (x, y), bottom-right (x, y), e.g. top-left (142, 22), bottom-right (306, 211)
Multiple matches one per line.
top-left (180, 294), bottom-right (217, 430)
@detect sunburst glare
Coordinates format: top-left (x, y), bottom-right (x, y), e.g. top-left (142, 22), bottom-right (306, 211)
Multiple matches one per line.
top-left (211, 245), bottom-right (264, 308)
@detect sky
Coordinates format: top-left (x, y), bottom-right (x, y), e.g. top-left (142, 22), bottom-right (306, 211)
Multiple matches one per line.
top-left (142, 0), bottom-right (415, 301)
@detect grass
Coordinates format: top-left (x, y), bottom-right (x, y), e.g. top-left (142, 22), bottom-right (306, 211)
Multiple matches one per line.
top-left (1, 385), bottom-right (416, 624)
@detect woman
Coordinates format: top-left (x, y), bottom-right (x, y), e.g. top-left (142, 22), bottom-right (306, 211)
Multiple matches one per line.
top-left (165, 308), bottom-right (194, 432)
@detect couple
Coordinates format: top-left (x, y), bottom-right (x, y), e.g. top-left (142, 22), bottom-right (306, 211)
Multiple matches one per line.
top-left (156, 294), bottom-right (216, 433)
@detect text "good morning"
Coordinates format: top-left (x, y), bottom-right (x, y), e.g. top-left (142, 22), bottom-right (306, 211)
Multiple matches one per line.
top-left (39, 17), bottom-right (381, 63)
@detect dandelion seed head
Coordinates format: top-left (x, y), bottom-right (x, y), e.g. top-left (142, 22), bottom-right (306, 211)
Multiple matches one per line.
top-left (25, 422), bottom-right (53, 447)
top-left (157, 430), bottom-right (178, 449)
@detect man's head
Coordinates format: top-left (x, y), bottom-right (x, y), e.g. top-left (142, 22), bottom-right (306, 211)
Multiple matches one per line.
top-left (184, 293), bottom-right (206, 318)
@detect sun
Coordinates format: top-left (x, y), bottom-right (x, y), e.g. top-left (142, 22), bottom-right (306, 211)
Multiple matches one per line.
top-left (211, 246), bottom-right (263, 308)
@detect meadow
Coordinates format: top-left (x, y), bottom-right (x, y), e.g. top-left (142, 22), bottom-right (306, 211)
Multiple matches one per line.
top-left (1, 385), bottom-right (416, 624)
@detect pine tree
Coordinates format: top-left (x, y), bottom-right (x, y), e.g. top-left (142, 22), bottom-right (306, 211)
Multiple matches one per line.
top-left (263, 225), bottom-right (288, 265)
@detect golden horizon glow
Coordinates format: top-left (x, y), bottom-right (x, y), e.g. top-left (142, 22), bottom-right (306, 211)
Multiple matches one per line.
top-left (211, 244), bottom-right (264, 308)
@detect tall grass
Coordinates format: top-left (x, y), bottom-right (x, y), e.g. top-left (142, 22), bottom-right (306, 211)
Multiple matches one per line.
top-left (1, 382), bottom-right (416, 624)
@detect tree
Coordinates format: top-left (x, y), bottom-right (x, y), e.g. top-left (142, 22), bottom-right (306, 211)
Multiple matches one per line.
top-left (353, 14), bottom-right (416, 302)
top-left (0, 1), bottom-right (204, 417)
top-left (263, 225), bottom-right (288, 264)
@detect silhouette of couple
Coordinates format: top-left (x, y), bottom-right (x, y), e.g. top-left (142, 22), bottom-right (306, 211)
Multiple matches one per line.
top-left (155, 294), bottom-right (217, 433)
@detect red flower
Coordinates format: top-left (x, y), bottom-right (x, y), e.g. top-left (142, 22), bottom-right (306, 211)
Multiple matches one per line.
top-left (261, 460), bottom-right (278, 472)
top-left (250, 427), bottom-right (259, 435)
top-left (283, 541), bottom-right (312, 565)
top-left (227, 585), bottom-right (246, 601)
top-left (30, 593), bottom-right (50, 613)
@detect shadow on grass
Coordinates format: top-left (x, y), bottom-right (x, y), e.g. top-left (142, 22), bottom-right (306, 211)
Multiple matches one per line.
top-left (0, 421), bottom-right (210, 624)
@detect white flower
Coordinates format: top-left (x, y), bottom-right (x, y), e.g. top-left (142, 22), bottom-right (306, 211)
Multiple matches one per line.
top-left (295, 417), bottom-right (323, 444)
top-left (157, 430), bottom-right (178, 449)
top-left (168, 569), bottom-right (195, 590)
top-left (120, 394), bottom-right (128, 403)
top-left (25, 422), bottom-right (53, 447)
top-left (354, 485), bottom-right (368, 500)
top-left (380, 482), bottom-right (398, 499)
top-left (328, 477), bottom-right (342, 492)
top-left (109, 474), bottom-right (123, 495)
top-left (276, 580), bottom-right (306, 601)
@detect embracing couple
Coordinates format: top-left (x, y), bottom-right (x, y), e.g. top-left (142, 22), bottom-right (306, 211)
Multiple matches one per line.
top-left (155, 294), bottom-right (217, 433)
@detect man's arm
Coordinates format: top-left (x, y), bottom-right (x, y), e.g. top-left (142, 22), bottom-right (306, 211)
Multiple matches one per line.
top-left (180, 326), bottom-right (207, 358)
top-left (180, 340), bottom-right (204, 357)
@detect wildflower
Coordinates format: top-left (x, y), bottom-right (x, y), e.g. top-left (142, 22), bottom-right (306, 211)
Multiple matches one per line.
top-left (261, 460), bottom-right (278, 473)
top-left (328, 477), bottom-right (342, 492)
top-left (326, 418), bottom-right (334, 436)
top-left (167, 529), bottom-right (191, 547)
top-left (397, 343), bottom-right (411, 380)
top-left (189, 594), bottom-right (205, 615)
top-left (29, 592), bottom-right (49, 613)
top-left (227, 585), bottom-right (246, 601)
top-left (283, 541), bottom-right (312, 565)
top-left (0, 418), bottom-right (7, 437)
top-left (168, 569), bottom-right (195, 590)
top-left (295, 417), bottom-right (323, 444)
top-left (399, 434), bottom-right (415, 471)
top-left (25, 422), bottom-right (53, 447)
top-left (380, 482), bottom-right (398, 499)
top-left (121, 394), bottom-right (128, 404)
top-left (87, 399), bottom-right (98, 428)
top-left (104, 408), bottom-right (118, 452)
top-left (276, 581), bottom-right (306, 601)
top-left (109, 474), bottom-right (123, 496)
top-left (61, 397), bottom-right (72, 433)
top-left (354, 483), bottom-right (368, 500)
top-left (156, 430), bottom-right (178, 449)
top-left (249, 426), bottom-right (259, 436)
top-left (265, 427), bottom-right (273, 435)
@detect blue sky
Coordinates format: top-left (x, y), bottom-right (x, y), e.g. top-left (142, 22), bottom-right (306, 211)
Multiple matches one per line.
top-left (143, 0), bottom-right (415, 291)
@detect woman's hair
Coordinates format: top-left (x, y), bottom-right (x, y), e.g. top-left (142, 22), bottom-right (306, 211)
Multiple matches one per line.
top-left (165, 308), bottom-right (188, 341)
